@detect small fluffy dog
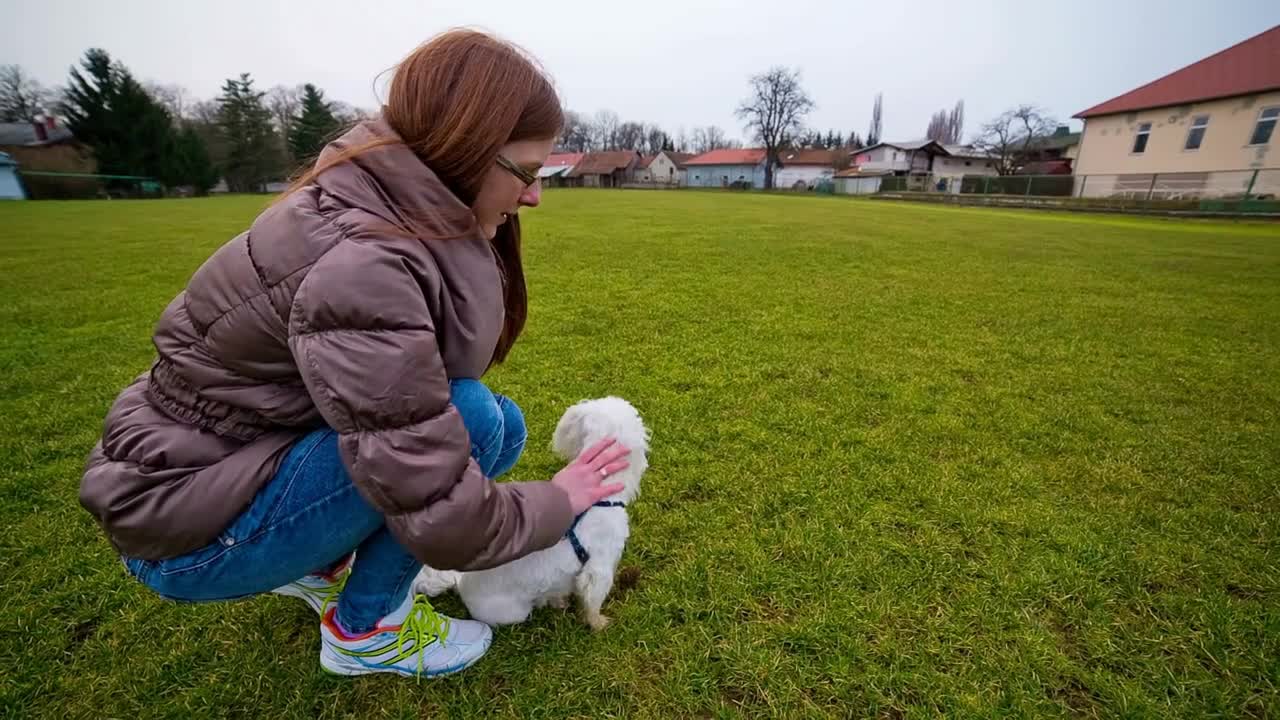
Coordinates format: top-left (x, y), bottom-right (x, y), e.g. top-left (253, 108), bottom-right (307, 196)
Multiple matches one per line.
top-left (415, 396), bottom-right (649, 630)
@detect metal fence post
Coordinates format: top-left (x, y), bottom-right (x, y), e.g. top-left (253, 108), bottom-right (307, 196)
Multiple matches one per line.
top-left (1146, 173), bottom-right (1159, 209)
top-left (983, 176), bottom-right (991, 195)
top-left (1244, 169), bottom-right (1259, 200)
top-left (1025, 176), bottom-right (1033, 197)
top-left (1077, 175), bottom-right (1087, 198)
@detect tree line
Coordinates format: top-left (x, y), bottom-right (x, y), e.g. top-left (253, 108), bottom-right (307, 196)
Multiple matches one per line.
top-left (2, 53), bottom-right (371, 194)
top-left (3, 52), bottom-right (1063, 194)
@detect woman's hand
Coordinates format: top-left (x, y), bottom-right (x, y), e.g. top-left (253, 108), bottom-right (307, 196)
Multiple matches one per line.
top-left (551, 437), bottom-right (629, 515)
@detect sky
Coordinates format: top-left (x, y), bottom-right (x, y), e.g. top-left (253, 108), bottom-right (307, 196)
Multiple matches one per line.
top-left (5, 0), bottom-right (1280, 145)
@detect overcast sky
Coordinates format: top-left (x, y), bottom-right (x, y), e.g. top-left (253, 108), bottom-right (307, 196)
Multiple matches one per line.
top-left (5, 0), bottom-right (1279, 144)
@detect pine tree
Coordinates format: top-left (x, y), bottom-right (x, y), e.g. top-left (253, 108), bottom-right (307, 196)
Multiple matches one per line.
top-left (218, 73), bottom-right (281, 192)
top-left (287, 84), bottom-right (341, 163)
top-left (170, 125), bottom-right (218, 194)
top-left (63, 48), bottom-right (177, 188)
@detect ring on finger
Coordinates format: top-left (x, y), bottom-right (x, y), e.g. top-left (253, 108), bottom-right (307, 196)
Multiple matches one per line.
top-left (599, 467), bottom-right (609, 478)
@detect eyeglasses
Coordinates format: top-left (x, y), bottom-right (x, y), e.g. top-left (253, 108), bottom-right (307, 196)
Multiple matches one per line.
top-left (495, 154), bottom-right (539, 187)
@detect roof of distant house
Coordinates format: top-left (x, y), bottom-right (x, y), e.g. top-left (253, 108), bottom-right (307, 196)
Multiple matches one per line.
top-left (941, 144), bottom-right (992, 159)
top-left (1075, 25), bottom-right (1280, 118)
top-left (776, 148), bottom-right (841, 166)
top-left (544, 152), bottom-right (584, 168)
top-left (638, 154), bottom-right (657, 169)
top-left (662, 151), bottom-right (697, 168)
top-left (684, 148), bottom-right (767, 166)
top-left (853, 140), bottom-right (950, 156)
top-left (0, 120), bottom-right (75, 147)
top-left (834, 168), bottom-right (893, 178)
top-left (567, 151), bottom-right (638, 177)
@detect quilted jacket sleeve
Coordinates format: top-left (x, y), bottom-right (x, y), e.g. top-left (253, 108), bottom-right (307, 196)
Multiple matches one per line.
top-left (288, 236), bottom-right (573, 571)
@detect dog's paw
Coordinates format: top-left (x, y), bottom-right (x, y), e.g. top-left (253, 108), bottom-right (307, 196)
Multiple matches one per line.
top-left (585, 612), bottom-right (611, 631)
top-left (413, 567), bottom-right (459, 597)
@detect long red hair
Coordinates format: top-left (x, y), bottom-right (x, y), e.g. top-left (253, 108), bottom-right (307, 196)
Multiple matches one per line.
top-left (287, 29), bottom-right (562, 364)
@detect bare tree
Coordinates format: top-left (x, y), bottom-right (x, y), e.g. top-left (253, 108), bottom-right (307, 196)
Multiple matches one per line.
top-left (947, 100), bottom-right (965, 146)
top-left (0, 64), bottom-right (50, 122)
top-left (329, 100), bottom-right (375, 127)
top-left (735, 66), bottom-right (815, 189)
top-left (675, 126), bottom-right (690, 153)
top-left (592, 109), bottom-right (620, 151)
top-left (925, 110), bottom-right (949, 143)
top-left (971, 104), bottom-right (1056, 175)
top-left (867, 92), bottom-right (883, 146)
top-left (615, 120), bottom-right (646, 151)
top-left (143, 82), bottom-right (193, 122)
top-left (692, 125), bottom-right (733, 153)
top-left (644, 124), bottom-right (672, 155)
top-left (559, 109), bottom-right (593, 152)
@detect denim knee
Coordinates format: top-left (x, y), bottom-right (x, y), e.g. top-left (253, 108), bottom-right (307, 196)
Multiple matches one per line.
top-left (449, 379), bottom-right (504, 457)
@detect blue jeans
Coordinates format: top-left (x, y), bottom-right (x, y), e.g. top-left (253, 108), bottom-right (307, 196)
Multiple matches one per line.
top-left (123, 379), bottom-right (526, 633)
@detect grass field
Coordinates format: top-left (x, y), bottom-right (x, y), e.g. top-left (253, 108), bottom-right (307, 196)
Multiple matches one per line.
top-left (2, 191), bottom-right (1279, 718)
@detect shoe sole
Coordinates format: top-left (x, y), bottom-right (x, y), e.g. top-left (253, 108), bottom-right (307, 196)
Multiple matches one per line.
top-left (272, 584), bottom-right (323, 615)
top-left (319, 640), bottom-right (489, 678)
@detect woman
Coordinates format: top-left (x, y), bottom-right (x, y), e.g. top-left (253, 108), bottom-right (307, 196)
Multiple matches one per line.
top-left (78, 30), bottom-right (628, 679)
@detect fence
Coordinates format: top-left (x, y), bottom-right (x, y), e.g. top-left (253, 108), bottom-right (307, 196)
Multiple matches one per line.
top-left (17, 171), bottom-right (165, 200)
top-left (870, 168), bottom-right (1280, 214)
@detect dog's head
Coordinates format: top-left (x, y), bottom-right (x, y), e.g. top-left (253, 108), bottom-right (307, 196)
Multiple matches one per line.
top-left (552, 396), bottom-right (649, 505)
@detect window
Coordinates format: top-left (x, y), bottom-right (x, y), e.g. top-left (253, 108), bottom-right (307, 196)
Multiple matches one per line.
top-left (1184, 115), bottom-right (1209, 150)
top-left (1249, 107), bottom-right (1279, 146)
top-left (1132, 122), bottom-right (1152, 153)
top-left (964, 160), bottom-right (972, 166)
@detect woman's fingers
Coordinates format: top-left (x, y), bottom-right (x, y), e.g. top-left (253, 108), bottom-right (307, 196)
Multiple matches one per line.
top-left (576, 437), bottom-right (617, 465)
top-left (597, 459), bottom-right (630, 477)
top-left (592, 483), bottom-right (625, 501)
top-left (588, 444), bottom-right (630, 471)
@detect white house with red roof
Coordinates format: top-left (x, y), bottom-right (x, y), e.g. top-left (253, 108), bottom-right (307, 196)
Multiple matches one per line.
top-left (683, 148), bottom-right (772, 189)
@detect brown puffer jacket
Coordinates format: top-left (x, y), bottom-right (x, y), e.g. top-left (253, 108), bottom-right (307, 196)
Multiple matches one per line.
top-left (79, 119), bottom-right (573, 569)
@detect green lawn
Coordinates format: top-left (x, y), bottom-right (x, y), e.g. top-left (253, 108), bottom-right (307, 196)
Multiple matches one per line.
top-left (2, 191), bottom-right (1278, 718)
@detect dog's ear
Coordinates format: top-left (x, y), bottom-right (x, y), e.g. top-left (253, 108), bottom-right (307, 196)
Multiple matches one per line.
top-left (551, 402), bottom-right (588, 460)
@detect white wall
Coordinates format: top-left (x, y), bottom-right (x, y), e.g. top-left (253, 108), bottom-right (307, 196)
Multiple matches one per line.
top-left (932, 154), bottom-right (998, 179)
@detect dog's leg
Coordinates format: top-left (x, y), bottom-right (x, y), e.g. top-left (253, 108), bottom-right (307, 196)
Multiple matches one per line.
top-left (413, 567), bottom-right (460, 597)
top-left (574, 563), bottom-right (617, 631)
top-left (547, 594), bottom-right (570, 610)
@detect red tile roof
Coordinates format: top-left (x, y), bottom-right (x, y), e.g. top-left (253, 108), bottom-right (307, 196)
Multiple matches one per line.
top-left (638, 154), bottom-right (657, 168)
top-left (545, 152), bottom-right (584, 167)
top-left (684, 148), bottom-right (766, 166)
top-left (1075, 25), bottom-right (1280, 118)
top-left (567, 151), bottom-right (639, 177)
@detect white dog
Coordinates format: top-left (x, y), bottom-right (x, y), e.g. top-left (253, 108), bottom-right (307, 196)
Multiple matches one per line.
top-left (414, 396), bottom-right (649, 631)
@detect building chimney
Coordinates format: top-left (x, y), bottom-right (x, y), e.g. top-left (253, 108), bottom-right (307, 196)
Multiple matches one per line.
top-left (32, 118), bottom-right (48, 142)
top-left (45, 115), bottom-right (57, 131)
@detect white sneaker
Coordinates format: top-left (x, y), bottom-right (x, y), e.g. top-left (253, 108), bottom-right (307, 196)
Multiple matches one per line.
top-left (319, 593), bottom-right (492, 678)
top-left (271, 553), bottom-right (352, 615)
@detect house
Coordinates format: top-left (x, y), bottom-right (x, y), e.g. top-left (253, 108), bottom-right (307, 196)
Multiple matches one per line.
top-left (774, 148), bottom-right (841, 189)
top-left (1072, 24), bottom-right (1280, 197)
top-left (566, 150), bottom-right (640, 188)
top-left (633, 151), bottom-right (695, 185)
top-left (0, 152), bottom-right (26, 200)
top-left (1021, 126), bottom-right (1081, 174)
top-left (684, 148), bottom-right (770, 189)
top-left (932, 145), bottom-right (999, 189)
top-left (539, 152), bottom-right (583, 187)
top-left (833, 168), bottom-right (892, 195)
top-left (850, 140), bottom-right (949, 177)
top-left (0, 116), bottom-right (97, 198)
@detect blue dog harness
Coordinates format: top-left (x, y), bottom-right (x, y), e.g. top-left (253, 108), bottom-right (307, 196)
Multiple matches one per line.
top-left (565, 501), bottom-right (626, 564)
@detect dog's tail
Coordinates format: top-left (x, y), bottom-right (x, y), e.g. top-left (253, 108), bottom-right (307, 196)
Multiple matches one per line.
top-left (413, 567), bottom-right (461, 597)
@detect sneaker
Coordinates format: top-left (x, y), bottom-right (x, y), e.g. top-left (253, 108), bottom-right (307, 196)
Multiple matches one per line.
top-left (271, 553), bottom-right (353, 616)
top-left (319, 593), bottom-right (492, 678)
